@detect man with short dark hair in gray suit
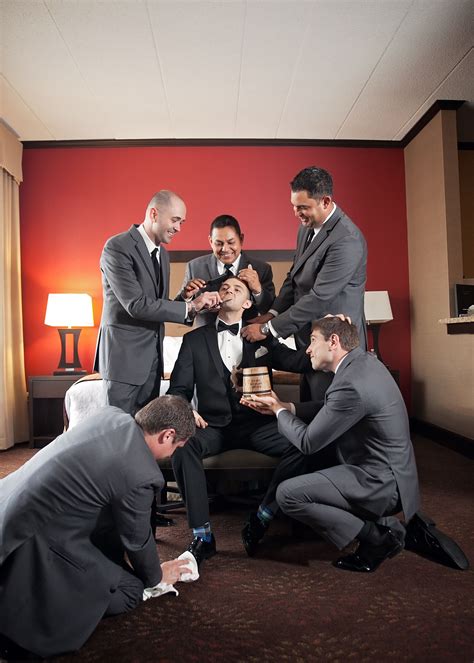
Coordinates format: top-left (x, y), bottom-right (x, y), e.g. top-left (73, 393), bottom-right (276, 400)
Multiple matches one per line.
top-left (0, 396), bottom-right (195, 659)
top-left (242, 167), bottom-right (367, 402)
top-left (94, 190), bottom-right (219, 414)
top-left (176, 214), bottom-right (275, 327)
top-left (243, 317), bottom-right (420, 573)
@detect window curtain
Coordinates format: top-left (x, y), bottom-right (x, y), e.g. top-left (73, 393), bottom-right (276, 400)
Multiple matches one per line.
top-left (0, 121), bottom-right (28, 449)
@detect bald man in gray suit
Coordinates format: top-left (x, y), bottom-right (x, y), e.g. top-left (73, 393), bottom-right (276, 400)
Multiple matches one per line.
top-left (243, 316), bottom-right (420, 572)
top-left (94, 190), bottom-right (219, 414)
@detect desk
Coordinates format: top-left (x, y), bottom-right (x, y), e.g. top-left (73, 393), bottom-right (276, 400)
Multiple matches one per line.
top-left (28, 375), bottom-right (78, 447)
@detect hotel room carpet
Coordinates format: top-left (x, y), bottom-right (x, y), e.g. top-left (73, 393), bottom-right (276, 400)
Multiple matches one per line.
top-left (1, 435), bottom-right (473, 662)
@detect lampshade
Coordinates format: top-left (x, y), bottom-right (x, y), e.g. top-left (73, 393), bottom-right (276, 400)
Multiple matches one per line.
top-left (44, 294), bottom-right (94, 328)
top-left (364, 291), bottom-right (393, 324)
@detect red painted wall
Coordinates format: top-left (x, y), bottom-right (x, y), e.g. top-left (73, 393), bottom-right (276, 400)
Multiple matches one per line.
top-left (20, 145), bottom-right (411, 403)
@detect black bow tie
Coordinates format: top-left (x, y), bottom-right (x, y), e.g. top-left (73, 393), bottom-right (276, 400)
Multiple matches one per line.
top-left (217, 321), bottom-right (239, 336)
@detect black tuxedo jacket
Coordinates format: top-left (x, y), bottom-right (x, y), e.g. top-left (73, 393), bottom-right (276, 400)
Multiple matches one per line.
top-left (167, 324), bottom-right (309, 427)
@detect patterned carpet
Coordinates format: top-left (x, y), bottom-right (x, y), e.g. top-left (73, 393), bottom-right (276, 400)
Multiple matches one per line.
top-left (1, 435), bottom-right (473, 662)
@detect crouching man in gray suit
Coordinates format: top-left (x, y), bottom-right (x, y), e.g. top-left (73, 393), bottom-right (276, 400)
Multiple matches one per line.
top-left (243, 317), bottom-right (420, 573)
top-left (0, 396), bottom-right (195, 659)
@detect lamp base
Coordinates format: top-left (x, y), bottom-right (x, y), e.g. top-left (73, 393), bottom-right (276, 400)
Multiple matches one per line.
top-left (54, 328), bottom-right (87, 375)
top-left (53, 369), bottom-right (87, 376)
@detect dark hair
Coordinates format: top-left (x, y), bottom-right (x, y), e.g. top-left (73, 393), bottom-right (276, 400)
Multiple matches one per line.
top-left (290, 167), bottom-right (333, 199)
top-left (312, 317), bottom-right (359, 351)
top-left (209, 214), bottom-right (242, 237)
top-left (135, 395), bottom-right (195, 441)
top-left (147, 190), bottom-right (183, 211)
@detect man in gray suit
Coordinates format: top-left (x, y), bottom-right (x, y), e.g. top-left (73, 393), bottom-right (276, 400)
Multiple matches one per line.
top-left (242, 167), bottom-right (367, 401)
top-left (244, 317), bottom-right (420, 572)
top-left (94, 190), bottom-right (220, 414)
top-left (0, 395), bottom-right (195, 659)
top-left (176, 214), bottom-right (275, 327)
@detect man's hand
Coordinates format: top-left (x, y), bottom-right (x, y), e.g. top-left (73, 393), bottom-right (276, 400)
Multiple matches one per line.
top-left (193, 291), bottom-right (222, 311)
top-left (241, 323), bottom-right (266, 342)
top-left (182, 278), bottom-right (206, 299)
top-left (240, 390), bottom-right (288, 416)
top-left (238, 265), bottom-right (262, 295)
top-left (247, 311), bottom-right (274, 325)
top-left (325, 313), bottom-right (352, 324)
top-left (193, 409), bottom-right (208, 428)
top-left (160, 559), bottom-right (192, 585)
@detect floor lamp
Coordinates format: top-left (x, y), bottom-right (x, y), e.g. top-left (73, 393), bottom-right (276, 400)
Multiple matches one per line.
top-left (44, 293), bottom-right (94, 375)
top-left (364, 291), bottom-right (393, 365)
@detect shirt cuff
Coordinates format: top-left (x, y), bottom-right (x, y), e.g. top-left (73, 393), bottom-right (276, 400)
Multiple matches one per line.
top-left (269, 309), bottom-right (278, 317)
top-left (268, 320), bottom-right (279, 338)
top-left (276, 403), bottom-right (295, 417)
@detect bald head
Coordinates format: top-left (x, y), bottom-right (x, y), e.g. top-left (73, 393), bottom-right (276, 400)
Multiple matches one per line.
top-left (144, 190), bottom-right (186, 245)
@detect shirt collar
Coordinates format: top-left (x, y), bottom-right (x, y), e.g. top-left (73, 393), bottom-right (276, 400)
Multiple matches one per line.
top-left (215, 316), bottom-right (242, 331)
top-left (312, 202), bottom-right (337, 238)
top-left (334, 352), bottom-right (349, 374)
top-left (138, 223), bottom-right (160, 255)
top-left (216, 254), bottom-right (241, 275)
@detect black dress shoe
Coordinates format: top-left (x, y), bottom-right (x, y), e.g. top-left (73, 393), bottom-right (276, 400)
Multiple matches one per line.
top-left (405, 512), bottom-right (469, 570)
top-left (187, 534), bottom-right (217, 567)
top-left (0, 633), bottom-right (42, 660)
top-left (334, 527), bottom-right (404, 573)
top-left (241, 512), bottom-right (267, 557)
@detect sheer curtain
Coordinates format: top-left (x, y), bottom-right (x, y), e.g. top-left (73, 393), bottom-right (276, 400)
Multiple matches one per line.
top-left (0, 121), bottom-right (28, 449)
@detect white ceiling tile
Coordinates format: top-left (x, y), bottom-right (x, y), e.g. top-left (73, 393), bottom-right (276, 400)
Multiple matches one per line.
top-left (235, 2), bottom-right (311, 138)
top-left (277, 0), bottom-right (412, 138)
top-left (44, 0), bottom-right (172, 138)
top-left (0, 76), bottom-right (54, 141)
top-left (2, 0), bottom-right (108, 138)
top-left (339, 0), bottom-right (474, 140)
top-left (147, 0), bottom-right (245, 137)
top-left (394, 48), bottom-right (474, 141)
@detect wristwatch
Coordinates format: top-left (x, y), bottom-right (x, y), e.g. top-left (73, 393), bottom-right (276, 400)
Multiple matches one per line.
top-left (260, 322), bottom-right (271, 336)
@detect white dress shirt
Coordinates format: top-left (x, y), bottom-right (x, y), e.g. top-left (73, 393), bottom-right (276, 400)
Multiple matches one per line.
top-left (216, 317), bottom-right (243, 372)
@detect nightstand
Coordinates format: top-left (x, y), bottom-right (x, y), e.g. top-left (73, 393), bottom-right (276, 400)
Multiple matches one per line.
top-left (28, 375), bottom-right (79, 448)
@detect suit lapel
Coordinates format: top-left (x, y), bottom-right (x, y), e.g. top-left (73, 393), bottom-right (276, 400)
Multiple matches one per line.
top-left (129, 225), bottom-right (160, 296)
top-left (291, 207), bottom-right (342, 276)
top-left (203, 325), bottom-right (225, 378)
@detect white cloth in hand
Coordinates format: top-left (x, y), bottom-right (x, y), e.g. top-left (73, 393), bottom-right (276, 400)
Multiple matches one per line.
top-left (142, 551), bottom-right (199, 601)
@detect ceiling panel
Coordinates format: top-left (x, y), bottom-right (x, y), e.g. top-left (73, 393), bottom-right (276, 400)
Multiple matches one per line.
top-left (1, 0), bottom-right (473, 142)
top-left (44, 0), bottom-right (172, 138)
top-left (147, 0), bottom-right (245, 137)
top-left (339, 0), bottom-right (474, 140)
top-left (2, 0), bottom-right (109, 138)
top-left (235, 2), bottom-right (310, 138)
top-left (277, 0), bottom-right (412, 138)
top-left (0, 75), bottom-right (54, 141)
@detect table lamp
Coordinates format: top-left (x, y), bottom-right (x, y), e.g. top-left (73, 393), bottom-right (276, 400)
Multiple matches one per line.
top-left (364, 291), bottom-right (393, 365)
top-left (44, 293), bottom-right (94, 375)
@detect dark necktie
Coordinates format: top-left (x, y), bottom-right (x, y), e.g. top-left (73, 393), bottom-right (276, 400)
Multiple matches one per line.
top-left (151, 248), bottom-right (160, 284)
top-left (217, 320), bottom-right (239, 336)
top-left (224, 264), bottom-right (233, 275)
top-left (303, 230), bottom-right (314, 253)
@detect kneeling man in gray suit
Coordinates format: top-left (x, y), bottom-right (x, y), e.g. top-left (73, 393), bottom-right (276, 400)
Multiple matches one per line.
top-left (244, 317), bottom-right (420, 573)
top-left (0, 396), bottom-right (195, 659)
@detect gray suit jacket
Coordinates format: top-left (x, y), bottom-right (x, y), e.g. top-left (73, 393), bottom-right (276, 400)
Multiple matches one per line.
top-left (277, 348), bottom-right (420, 521)
top-left (176, 250), bottom-right (275, 327)
top-left (271, 206), bottom-right (368, 350)
top-left (94, 224), bottom-right (187, 385)
top-left (0, 407), bottom-right (163, 657)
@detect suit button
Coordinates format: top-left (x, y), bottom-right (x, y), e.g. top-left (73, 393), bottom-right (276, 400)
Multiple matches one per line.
top-left (110, 587), bottom-right (116, 593)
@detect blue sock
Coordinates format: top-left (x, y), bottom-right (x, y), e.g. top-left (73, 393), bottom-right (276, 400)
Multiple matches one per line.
top-left (257, 505), bottom-right (273, 526)
top-left (193, 523), bottom-right (212, 542)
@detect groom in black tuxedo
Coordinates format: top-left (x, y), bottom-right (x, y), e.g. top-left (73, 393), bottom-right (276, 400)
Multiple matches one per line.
top-left (167, 276), bottom-right (312, 565)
